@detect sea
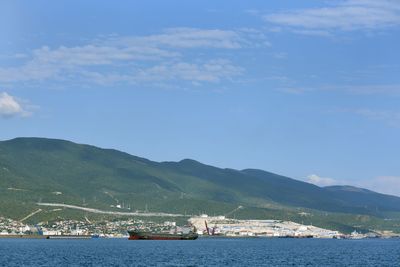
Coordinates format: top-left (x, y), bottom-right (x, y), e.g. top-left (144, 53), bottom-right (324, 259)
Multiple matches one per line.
top-left (0, 238), bottom-right (399, 266)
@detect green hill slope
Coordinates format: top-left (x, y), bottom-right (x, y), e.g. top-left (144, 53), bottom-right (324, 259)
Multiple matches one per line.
top-left (1, 137), bottom-right (399, 233)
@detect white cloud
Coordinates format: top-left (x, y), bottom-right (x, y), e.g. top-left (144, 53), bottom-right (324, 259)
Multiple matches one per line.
top-left (306, 173), bottom-right (400, 196)
top-left (276, 87), bottom-right (314, 95)
top-left (306, 174), bottom-right (337, 186)
top-left (0, 92), bottom-right (31, 118)
top-left (264, 0), bottom-right (400, 34)
top-left (0, 45), bottom-right (176, 84)
top-left (75, 59), bottom-right (243, 87)
top-left (108, 28), bottom-right (245, 49)
top-left (275, 83), bottom-right (400, 97)
top-left (342, 84), bottom-right (400, 96)
top-left (33, 45), bottom-right (176, 66)
top-left (134, 60), bottom-right (243, 83)
top-left (324, 107), bottom-right (400, 128)
top-left (272, 52), bottom-right (288, 59)
top-left (353, 109), bottom-right (400, 127)
top-left (0, 28), bottom-right (263, 87)
top-left (360, 176), bottom-right (400, 196)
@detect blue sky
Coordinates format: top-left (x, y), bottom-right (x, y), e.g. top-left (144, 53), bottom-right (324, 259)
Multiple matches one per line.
top-left (1, 0), bottom-right (400, 195)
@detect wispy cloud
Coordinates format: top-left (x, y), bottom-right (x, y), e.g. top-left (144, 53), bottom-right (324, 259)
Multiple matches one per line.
top-left (80, 59), bottom-right (243, 86)
top-left (264, 0), bottom-right (400, 35)
top-left (329, 84), bottom-right (400, 96)
top-left (132, 59), bottom-right (243, 83)
top-left (0, 28), bottom-right (266, 88)
top-left (306, 174), bottom-right (337, 186)
top-left (275, 87), bottom-right (315, 95)
top-left (362, 176), bottom-right (400, 196)
top-left (0, 92), bottom-right (32, 118)
top-left (306, 173), bottom-right (400, 196)
top-left (0, 45), bottom-right (177, 83)
top-left (353, 109), bottom-right (400, 127)
top-left (342, 84), bottom-right (400, 96)
top-left (275, 83), bottom-right (400, 97)
top-left (105, 28), bottom-right (245, 49)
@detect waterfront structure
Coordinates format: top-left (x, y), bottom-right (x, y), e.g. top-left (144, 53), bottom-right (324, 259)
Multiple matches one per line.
top-left (189, 215), bottom-right (341, 238)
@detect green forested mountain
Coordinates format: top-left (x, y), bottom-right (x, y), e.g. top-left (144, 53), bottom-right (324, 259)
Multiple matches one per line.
top-left (1, 137), bottom-right (399, 233)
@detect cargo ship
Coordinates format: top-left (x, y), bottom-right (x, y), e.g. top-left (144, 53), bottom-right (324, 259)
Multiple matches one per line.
top-left (128, 227), bottom-right (198, 240)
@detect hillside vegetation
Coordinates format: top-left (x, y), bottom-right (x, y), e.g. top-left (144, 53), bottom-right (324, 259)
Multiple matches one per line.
top-left (1, 137), bottom-right (399, 233)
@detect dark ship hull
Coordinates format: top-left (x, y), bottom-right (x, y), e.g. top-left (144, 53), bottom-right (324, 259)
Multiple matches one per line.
top-left (128, 230), bottom-right (198, 240)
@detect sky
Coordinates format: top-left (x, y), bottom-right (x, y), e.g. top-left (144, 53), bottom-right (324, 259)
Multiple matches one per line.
top-left (1, 0), bottom-right (400, 195)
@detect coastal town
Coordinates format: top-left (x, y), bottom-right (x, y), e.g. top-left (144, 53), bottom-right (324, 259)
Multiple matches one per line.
top-left (0, 215), bottom-right (397, 239)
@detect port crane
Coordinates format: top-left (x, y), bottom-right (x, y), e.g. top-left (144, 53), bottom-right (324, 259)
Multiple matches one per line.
top-left (204, 220), bottom-right (217, 235)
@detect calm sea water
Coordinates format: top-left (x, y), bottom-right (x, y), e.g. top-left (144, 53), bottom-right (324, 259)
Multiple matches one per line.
top-left (0, 238), bottom-right (399, 266)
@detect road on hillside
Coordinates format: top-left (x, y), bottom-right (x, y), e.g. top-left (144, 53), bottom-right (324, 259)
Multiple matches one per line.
top-left (37, 203), bottom-right (185, 217)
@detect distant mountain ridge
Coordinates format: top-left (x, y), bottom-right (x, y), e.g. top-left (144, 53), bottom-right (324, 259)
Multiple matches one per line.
top-left (1, 137), bottom-right (399, 233)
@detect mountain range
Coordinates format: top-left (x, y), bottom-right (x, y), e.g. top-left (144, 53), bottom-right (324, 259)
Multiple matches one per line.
top-left (1, 137), bottom-right (399, 233)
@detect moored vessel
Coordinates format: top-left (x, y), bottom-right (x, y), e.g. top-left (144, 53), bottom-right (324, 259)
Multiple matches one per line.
top-left (128, 227), bottom-right (198, 240)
